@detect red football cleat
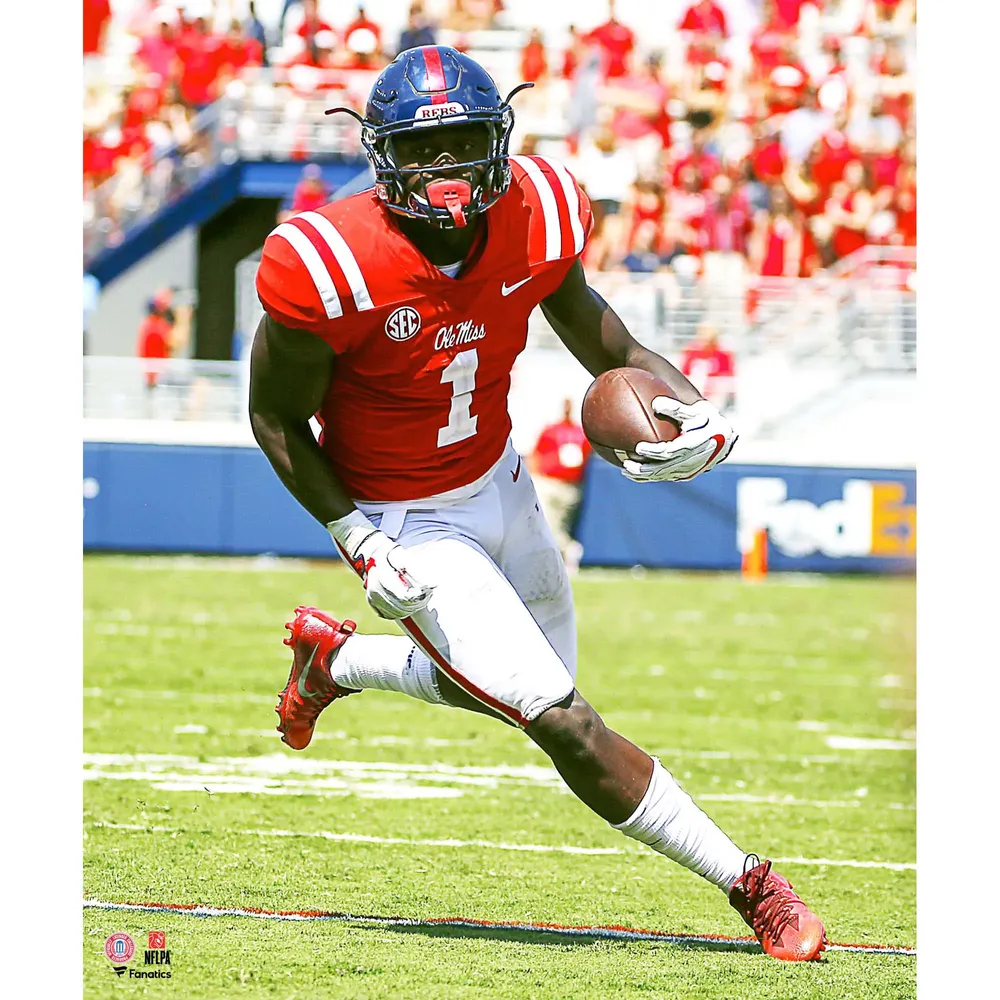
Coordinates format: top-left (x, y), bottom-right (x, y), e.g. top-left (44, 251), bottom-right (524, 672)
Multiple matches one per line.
top-left (729, 856), bottom-right (827, 961)
top-left (276, 606), bottom-right (358, 750)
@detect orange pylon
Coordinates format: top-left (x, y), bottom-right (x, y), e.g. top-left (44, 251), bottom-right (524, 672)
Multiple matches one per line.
top-left (741, 528), bottom-right (768, 582)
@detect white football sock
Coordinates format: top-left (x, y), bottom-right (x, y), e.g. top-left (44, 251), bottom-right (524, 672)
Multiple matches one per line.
top-left (331, 634), bottom-right (447, 706)
top-left (612, 759), bottom-right (747, 891)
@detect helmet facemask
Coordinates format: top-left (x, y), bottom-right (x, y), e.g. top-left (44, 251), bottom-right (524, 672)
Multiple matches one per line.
top-left (366, 110), bottom-right (514, 228)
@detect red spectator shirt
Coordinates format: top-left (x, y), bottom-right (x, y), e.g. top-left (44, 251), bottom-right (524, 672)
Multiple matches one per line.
top-left (680, 345), bottom-right (734, 403)
top-left (871, 149), bottom-right (901, 190)
top-left (124, 81), bottom-right (165, 130)
top-left (296, 17), bottom-right (335, 40)
top-left (671, 189), bottom-right (709, 254)
top-left (138, 315), bottom-right (171, 358)
top-left (610, 73), bottom-right (670, 143)
top-left (811, 129), bottom-right (856, 197)
top-left (625, 186), bottom-right (668, 252)
top-left (255, 156), bottom-right (593, 502)
top-left (520, 39), bottom-right (547, 83)
top-left (688, 48), bottom-right (731, 92)
top-left (670, 150), bottom-right (721, 189)
top-left (773, 0), bottom-right (816, 29)
top-left (217, 37), bottom-right (264, 74)
top-left (533, 420), bottom-right (590, 484)
top-left (831, 192), bottom-right (868, 259)
top-left (136, 34), bottom-right (179, 80)
top-left (767, 59), bottom-right (809, 115)
top-left (751, 135), bottom-right (786, 184)
top-left (583, 20), bottom-right (635, 79)
top-left (701, 193), bottom-right (751, 254)
top-left (760, 216), bottom-right (798, 275)
top-left (176, 33), bottom-right (224, 106)
top-left (679, 1), bottom-right (729, 35)
top-left (562, 42), bottom-right (578, 80)
top-left (83, 0), bottom-right (112, 55)
top-left (291, 182), bottom-right (330, 214)
top-left (138, 313), bottom-right (172, 387)
top-left (83, 132), bottom-right (119, 181)
top-left (750, 23), bottom-right (792, 78)
top-left (895, 183), bottom-right (916, 246)
top-left (344, 15), bottom-right (382, 52)
top-left (799, 224), bottom-right (821, 276)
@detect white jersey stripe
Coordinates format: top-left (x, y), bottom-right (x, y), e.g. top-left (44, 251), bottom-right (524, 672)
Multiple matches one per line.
top-left (299, 212), bottom-right (375, 313)
top-left (537, 155), bottom-right (585, 255)
top-left (511, 154), bottom-right (563, 262)
top-left (272, 223), bottom-right (343, 320)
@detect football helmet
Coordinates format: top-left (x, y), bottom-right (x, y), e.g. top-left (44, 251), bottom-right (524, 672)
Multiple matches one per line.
top-left (327, 46), bottom-right (532, 228)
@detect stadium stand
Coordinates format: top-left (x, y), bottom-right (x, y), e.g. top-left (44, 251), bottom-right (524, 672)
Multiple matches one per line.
top-left (82, 0), bottom-right (915, 467)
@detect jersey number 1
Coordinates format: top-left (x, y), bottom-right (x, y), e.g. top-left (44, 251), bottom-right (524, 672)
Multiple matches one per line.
top-left (437, 348), bottom-right (479, 448)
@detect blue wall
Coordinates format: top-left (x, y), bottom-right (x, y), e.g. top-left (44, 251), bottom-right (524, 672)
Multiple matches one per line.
top-left (576, 456), bottom-right (915, 574)
top-left (83, 442), bottom-right (915, 573)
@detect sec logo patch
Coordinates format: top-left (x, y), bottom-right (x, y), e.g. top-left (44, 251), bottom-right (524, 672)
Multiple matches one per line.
top-left (385, 306), bottom-right (422, 342)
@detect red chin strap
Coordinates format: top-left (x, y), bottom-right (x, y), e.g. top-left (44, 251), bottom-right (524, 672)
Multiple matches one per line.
top-left (425, 178), bottom-right (472, 227)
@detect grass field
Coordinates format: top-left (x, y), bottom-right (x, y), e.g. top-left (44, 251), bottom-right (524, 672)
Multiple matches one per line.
top-left (83, 554), bottom-right (916, 999)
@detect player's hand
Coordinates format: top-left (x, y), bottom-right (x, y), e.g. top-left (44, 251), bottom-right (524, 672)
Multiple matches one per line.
top-left (328, 510), bottom-right (435, 620)
top-left (355, 530), bottom-right (435, 620)
top-left (622, 398), bottom-right (737, 483)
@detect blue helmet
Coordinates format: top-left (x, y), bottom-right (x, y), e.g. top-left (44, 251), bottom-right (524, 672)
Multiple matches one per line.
top-left (327, 46), bottom-right (532, 228)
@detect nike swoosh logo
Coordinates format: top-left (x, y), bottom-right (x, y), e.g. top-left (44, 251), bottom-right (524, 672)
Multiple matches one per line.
top-left (297, 644), bottom-right (321, 699)
top-left (501, 277), bottom-right (531, 296)
top-left (512, 455), bottom-right (522, 482)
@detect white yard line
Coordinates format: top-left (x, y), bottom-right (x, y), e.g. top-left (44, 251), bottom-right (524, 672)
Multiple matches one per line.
top-left (83, 752), bottom-right (915, 808)
top-left (86, 555), bottom-right (314, 572)
top-left (83, 752), bottom-right (568, 800)
top-left (88, 821), bottom-right (915, 871)
top-left (825, 735), bottom-right (916, 751)
top-left (83, 688), bottom-right (277, 703)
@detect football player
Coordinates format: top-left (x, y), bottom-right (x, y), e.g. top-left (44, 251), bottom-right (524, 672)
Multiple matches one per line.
top-left (251, 45), bottom-right (825, 961)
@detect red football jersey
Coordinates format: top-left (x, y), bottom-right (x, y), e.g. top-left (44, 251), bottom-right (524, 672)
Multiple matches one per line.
top-left (256, 155), bottom-right (593, 503)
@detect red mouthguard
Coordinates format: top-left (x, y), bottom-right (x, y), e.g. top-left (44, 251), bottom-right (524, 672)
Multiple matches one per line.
top-left (426, 178), bottom-right (472, 227)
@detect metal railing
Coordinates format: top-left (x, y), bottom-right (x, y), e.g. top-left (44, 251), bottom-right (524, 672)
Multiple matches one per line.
top-left (86, 247), bottom-right (914, 437)
top-left (83, 357), bottom-right (248, 423)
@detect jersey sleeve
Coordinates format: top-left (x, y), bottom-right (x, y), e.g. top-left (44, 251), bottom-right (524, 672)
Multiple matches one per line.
top-left (508, 155), bottom-right (594, 269)
top-left (255, 225), bottom-right (364, 354)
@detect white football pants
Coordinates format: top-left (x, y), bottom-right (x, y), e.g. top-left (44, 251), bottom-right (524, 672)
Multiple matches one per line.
top-left (350, 441), bottom-right (577, 726)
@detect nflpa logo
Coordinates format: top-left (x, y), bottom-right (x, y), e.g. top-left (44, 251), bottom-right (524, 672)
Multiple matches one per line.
top-left (148, 932), bottom-right (166, 949)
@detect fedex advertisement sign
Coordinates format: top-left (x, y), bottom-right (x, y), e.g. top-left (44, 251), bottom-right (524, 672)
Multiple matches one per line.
top-left (737, 477), bottom-right (916, 560)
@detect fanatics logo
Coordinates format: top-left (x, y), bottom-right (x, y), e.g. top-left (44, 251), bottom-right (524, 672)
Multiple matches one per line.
top-left (385, 306), bottom-right (422, 342)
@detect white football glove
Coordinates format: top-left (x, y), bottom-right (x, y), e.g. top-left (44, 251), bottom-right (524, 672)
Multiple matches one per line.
top-left (327, 511), bottom-right (434, 620)
top-left (622, 397), bottom-right (738, 483)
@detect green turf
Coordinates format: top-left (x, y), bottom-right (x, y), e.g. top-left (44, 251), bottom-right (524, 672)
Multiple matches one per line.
top-left (83, 555), bottom-right (915, 998)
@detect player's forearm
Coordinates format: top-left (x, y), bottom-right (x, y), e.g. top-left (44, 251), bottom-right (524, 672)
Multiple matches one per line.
top-left (250, 412), bottom-right (357, 526)
top-left (620, 339), bottom-right (703, 404)
top-left (543, 276), bottom-right (702, 404)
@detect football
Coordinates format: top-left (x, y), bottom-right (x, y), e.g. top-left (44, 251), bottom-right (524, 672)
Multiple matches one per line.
top-left (581, 368), bottom-right (682, 468)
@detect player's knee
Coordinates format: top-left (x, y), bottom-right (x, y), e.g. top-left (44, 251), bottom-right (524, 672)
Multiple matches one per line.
top-left (506, 545), bottom-right (569, 605)
top-left (526, 692), bottom-right (607, 766)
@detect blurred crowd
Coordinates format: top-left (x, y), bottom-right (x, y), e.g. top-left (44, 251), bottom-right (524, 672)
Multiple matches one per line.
top-left (545, 0), bottom-right (916, 278)
top-left (84, 0), bottom-right (916, 283)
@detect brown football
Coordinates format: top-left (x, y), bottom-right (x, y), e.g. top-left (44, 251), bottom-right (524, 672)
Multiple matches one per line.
top-left (581, 368), bottom-right (681, 468)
